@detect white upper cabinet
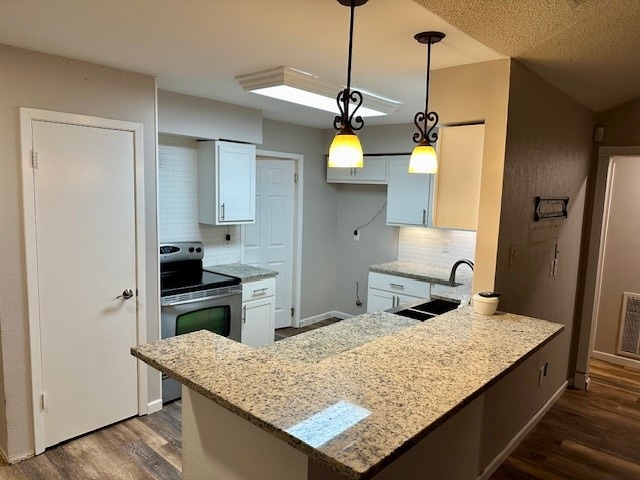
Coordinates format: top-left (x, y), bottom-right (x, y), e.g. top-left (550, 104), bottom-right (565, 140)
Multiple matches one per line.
top-left (198, 140), bottom-right (256, 225)
top-left (433, 124), bottom-right (485, 231)
top-left (386, 157), bottom-right (434, 226)
top-left (326, 158), bottom-right (387, 184)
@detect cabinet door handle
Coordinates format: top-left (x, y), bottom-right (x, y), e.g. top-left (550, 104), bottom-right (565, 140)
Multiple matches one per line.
top-left (422, 209), bottom-right (426, 225)
top-left (220, 203), bottom-right (225, 220)
top-left (253, 287), bottom-right (268, 296)
top-left (243, 305), bottom-right (247, 324)
top-left (389, 283), bottom-right (405, 290)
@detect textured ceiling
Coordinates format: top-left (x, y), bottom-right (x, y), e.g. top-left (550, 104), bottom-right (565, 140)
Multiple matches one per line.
top-left (413, 0), bottom-right (640, 112)
top-left (0, 0), bottom-right (503, 128)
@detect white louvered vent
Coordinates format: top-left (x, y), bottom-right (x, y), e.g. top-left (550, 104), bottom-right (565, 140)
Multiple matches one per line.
top-left (616, 292), bottom-right (640, 359)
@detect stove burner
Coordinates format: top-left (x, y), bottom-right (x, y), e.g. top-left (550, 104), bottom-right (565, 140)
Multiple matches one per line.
top-left (159, 241), bottom-right (240, 297)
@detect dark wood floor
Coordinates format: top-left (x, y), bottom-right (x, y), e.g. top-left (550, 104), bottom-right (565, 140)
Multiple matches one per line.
top-left (489, 358), bottom-right (640, 480)
top-left (274, 318), bottom-right (341, 341)
top-left (1, 356), bottom-right (639, 479)
top-left (0, 400), bottom-right (182, 480)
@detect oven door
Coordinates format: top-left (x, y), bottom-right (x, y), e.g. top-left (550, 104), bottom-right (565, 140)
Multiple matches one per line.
top-left (161, 290), bottom-right (242, 342)
top-left (160, 290), bottom-right (242, 403)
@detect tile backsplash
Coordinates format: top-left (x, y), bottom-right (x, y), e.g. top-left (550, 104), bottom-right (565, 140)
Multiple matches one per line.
top-left (158, 135), bottom-right (241, 266)
top-left (398, 227), bottom-right (476, 268)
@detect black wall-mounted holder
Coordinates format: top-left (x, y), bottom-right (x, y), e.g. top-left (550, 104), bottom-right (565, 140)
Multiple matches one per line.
top-left (535, 197), bottom-right (569, 221)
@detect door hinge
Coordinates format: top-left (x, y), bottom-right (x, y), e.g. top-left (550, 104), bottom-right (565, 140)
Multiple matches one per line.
top-left (41, 393), bottom-right (46, 410)
top-left (294, 173), bottom-right (299, 184)
top-left (31, 150), bottom-right (39, 169)
top-left (290, 307), bottom-right (295, 318)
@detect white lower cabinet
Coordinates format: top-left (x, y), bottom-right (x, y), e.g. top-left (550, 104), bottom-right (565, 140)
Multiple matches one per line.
top-left (366, 271), bottom-right (430, 313)
top-left (241, 278), bottom-right (275, 348)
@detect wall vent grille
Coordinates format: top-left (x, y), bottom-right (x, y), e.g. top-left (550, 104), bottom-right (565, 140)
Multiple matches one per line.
top-left (616, 292), bottom-right (640, 359)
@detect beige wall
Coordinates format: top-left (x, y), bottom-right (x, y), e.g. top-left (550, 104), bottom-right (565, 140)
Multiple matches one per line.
top-left (0, 44), bottom-right (158, 460)
top-left (158, 89), bottom-right (263, 144)
top-left (430, 59), bottom-right (511, 292)
top-left (598, 97), bottom-right (640, 146)
top-left (494, 61), bottom-right (595, 381)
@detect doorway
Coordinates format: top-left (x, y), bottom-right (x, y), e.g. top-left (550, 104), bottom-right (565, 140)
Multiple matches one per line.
top-left (20, 108), bottom-right (148, 454)
top-left (242, 151), bottom-right (302, 329)
top-left (575, 147), bottom-right (640, 389)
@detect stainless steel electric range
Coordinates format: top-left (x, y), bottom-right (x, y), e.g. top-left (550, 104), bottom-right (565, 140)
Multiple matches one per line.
top-left (160, 241), bottom-right (241, 402)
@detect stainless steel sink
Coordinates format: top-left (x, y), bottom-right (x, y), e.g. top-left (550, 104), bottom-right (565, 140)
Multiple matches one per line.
top-left (413, 299), bottom-right (460, 315)
top-left (392, 298), bottom-right (460, 322)
top-left (393, 309), bottom-right (436, 321)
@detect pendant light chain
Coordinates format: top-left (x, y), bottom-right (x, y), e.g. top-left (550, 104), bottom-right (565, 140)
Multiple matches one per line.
top-left (346, 0), bottom-right (355, 98)
top-left (408, 31), bottom-right (445, 175)
top-left (423, 40), bottom-right (432, 136)
top-left (328, 0), bottom-right (368, 169)
top-left (333, 0), bottom-right (365, 133)
top-left (412, 31), bottom-right (445, 147)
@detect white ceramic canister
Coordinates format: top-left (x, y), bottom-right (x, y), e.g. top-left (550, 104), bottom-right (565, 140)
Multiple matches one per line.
top-left (472, 292), bottom-right (500, 315)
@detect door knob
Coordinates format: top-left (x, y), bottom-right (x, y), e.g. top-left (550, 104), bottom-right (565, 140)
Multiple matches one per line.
top-left (117, 289), bottom-right (134, 300)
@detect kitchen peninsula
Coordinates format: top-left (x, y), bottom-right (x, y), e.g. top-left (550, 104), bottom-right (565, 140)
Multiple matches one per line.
top-left (132, 308), bottom-right (564, 480)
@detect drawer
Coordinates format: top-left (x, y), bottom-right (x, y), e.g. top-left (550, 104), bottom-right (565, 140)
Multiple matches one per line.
top-left (368, 271), bottom-right (430, 298)
top-left (242, 277), bottom-right (275, 302)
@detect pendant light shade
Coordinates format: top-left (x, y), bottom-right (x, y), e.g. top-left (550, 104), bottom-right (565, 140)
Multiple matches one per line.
top-left (410, 31), bottom-right (445, 175)
top-left (408, 140), bottom-right (437, 173)
top-left (328, 125), bottom-right (364, 167)
top-left (328, 0), bottom-right (368, 169)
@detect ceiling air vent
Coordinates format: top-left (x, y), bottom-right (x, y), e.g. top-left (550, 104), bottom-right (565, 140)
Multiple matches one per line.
top-left (616, 292), bottom-right (640, 359)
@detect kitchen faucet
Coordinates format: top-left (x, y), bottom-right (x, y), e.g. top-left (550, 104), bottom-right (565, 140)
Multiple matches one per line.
top-left (448, 259), bottom-right (474, 287)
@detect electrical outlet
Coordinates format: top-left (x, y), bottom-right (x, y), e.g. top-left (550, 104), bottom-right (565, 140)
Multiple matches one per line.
top-left (354, 230), bottom-right (360, 242)
top-left (441, 239), bottom-right (450, 253)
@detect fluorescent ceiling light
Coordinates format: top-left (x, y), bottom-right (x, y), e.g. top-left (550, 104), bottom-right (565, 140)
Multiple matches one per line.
top-left (236, 66), bottom-right (400, 117)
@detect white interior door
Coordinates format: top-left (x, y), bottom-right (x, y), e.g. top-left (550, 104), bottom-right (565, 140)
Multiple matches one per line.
top-left (243, 159), bottom-right (295, 329)
top-left (31, 119), bottom-right (139, 448)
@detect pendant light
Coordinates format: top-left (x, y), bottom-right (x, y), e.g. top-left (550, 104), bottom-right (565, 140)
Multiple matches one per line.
top-left (328, 0), bottom-right (368, 169)
top-left (409, 31), bottom-right (445, 174)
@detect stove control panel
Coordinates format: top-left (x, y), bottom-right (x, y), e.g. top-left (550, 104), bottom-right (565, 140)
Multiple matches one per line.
top-left (160, 241), bottom-right (204, 263)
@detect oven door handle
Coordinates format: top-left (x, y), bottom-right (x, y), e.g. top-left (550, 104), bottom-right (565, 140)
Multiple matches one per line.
top-left (162, 293), bottom-right (238, 307)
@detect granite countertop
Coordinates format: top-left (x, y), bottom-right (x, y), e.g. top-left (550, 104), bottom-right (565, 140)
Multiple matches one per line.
top-left (132, 308), bottom-right (563, 479)
top-left (204, 263), bottom-right (277, 282)
top-left (369, 261), bottom-right (473, 303)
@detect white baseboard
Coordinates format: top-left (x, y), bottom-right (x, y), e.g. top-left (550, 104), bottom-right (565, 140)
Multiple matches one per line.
top-left (477, 381), bottom-right (568, 480)
top-left (0, 443), bottom-right (8, 464)
top-left (3, 448), bottom-right (34, 465)
top-left (592, 350), bottom-right (640, 370)
top-left (572, 371), bottom-right (591, 390)
top-left (147, 398), bottom-right (163, 415)
top-left (299, 311), bottom-right (351, 327)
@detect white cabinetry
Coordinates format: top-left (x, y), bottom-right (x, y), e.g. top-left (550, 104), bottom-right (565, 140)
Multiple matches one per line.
top-left (326, 158), bottom-right (387, 184)
top-left (433, 124), bottom-right (484, 231)
top-left (198, 140), bottom-right (256, 225)
top-left (241, 277), bottom-right (275, 348)
top-left (366, 271), bottom-right (430, 313)
top-left (386, 157), bottom-right (434, 226)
